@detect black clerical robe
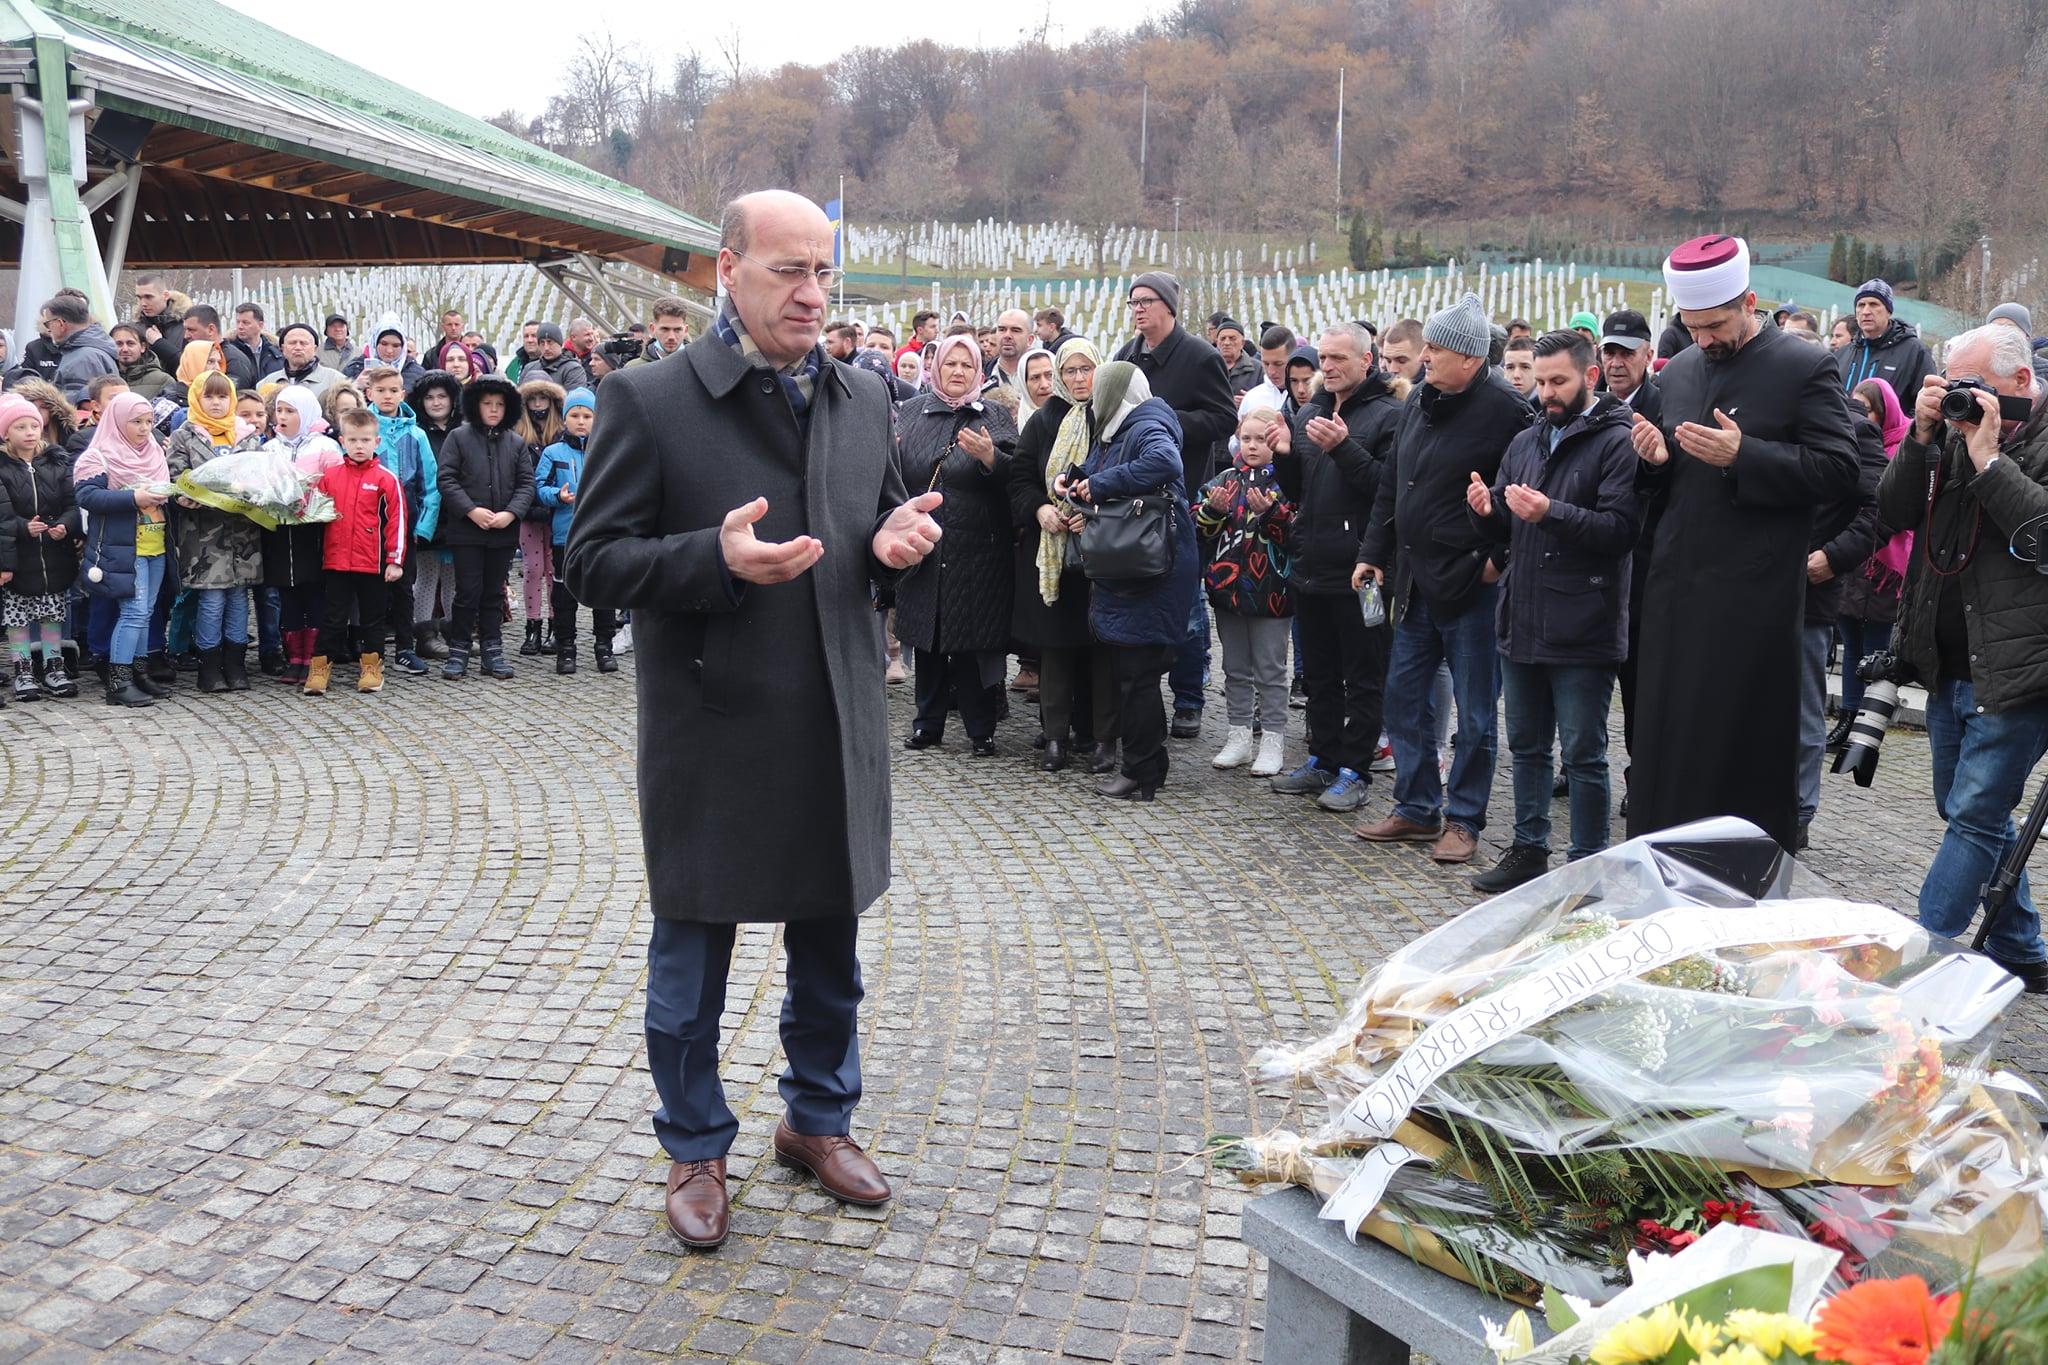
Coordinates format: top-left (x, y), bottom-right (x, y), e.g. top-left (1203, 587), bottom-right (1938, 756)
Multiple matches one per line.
top-left (1627, 324), bottom-right (1860, 849)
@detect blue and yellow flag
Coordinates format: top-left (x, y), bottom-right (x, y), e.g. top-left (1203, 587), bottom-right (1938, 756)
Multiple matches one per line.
top-left (824, 199), bottom-right (843, 267)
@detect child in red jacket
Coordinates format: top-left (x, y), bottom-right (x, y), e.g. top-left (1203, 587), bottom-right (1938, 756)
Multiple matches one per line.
top-left (307, 408), bottom-right (405, 696)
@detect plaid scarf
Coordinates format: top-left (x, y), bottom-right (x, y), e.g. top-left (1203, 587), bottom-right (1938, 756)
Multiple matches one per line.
top-left (715, 300), bottom-right (821, 421)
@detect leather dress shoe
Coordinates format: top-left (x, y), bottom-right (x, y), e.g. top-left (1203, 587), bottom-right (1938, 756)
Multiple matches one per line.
top-left (1095, 773), bottom-right (1160, 801)
top-left (1354, 813), bottom-right (1442, 843)
top-left (1088, 744), bottom-right (1120, 775)
top-left (903, 730), bottom-right (942, 750)
top-left (773, 1121), bottom-right (892, 1206)
top-left (664, 1158), bottom-right (729, 1248)
top-left (1041, 738), bottom-right (1068, 772)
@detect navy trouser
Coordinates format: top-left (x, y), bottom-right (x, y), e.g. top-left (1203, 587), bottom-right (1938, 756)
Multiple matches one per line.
top-left (645, 916), bottom-right (864, 1163)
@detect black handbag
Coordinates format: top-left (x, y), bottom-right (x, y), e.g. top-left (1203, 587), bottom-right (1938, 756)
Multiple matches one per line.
top-left (1077, 490), bottom-right (1173, 582)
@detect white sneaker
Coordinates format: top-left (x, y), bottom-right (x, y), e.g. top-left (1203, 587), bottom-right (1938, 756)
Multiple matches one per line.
top-left (1212, 725), bottom-right (1255, 769)
top-left (1370, 743), bottom-right (1395, 774)
top-left (1251, 731), bottom-right (1286, 777)
top-left (612, 624), bottom-right (634, 655)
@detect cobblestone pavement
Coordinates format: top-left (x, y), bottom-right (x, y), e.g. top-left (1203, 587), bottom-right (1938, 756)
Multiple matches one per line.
top-left (2, 637), bottom-right (2043, 1363)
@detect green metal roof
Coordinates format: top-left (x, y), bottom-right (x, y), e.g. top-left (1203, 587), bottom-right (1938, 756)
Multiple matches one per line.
top-left (11, 0), bottom-right (719, 258)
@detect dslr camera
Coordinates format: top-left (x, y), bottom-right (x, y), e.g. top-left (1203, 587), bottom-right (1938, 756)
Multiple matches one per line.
top-left (1940, 378), bottom-right (2033, 425)
top-left (1832, 648), bottom-right (1906, 787)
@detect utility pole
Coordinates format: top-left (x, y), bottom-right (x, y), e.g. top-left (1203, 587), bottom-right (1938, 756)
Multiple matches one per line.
top-left (1334, 66), bottom-right (1345, 232)
top-left (1172, 196), bottom-right (1183, 269)
top-left (1139, 82), bottom-right (1148, 188)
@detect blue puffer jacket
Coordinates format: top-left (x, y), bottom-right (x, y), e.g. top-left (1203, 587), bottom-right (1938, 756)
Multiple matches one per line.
top-left (375, 403), bottom-right (440, 542)
top-left (75, 474), bottom-right (170, 600)
top-left (1079, 397), bottom-right (1199, 647)
top-left (533, 434), bottom-right (586, 547)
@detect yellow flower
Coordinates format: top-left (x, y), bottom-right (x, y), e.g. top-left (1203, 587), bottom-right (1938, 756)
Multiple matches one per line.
top-left (1698, 1346), bottom-right (1773, 1365)
top-left (1680, 1312), bottom-right (1725, 1355)
top-left (1591, 1304), bottom-right (1686, 1365)
top-left (1723, 1309), bottom-right (1818, 1357)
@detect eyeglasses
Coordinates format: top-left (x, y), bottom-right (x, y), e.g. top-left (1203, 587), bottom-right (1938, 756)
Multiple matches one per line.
top-left (1128, 295), bottom-right (1163, 309)
top-left (736, 252), bottom-right (838, 291)
top-left (1059, 364), bottom-right (1096, 378)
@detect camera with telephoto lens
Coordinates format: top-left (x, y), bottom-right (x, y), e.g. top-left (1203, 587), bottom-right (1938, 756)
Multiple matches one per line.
top-left (1832, 649), bottom-right (1905, 787)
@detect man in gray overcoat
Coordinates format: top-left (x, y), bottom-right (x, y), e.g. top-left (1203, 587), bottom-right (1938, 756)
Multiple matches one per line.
top-left (564, 190), bottom-right (945, 1249)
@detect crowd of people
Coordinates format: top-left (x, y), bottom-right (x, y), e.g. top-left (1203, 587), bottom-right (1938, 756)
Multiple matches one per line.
top-left (0, 282), bottom-right (700, 706)
top-left (6, 244), bottom-right (2048, 994)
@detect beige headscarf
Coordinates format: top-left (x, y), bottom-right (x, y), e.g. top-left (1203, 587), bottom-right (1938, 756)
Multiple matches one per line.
top-left (1037, 336), bottom-right (1099, 604)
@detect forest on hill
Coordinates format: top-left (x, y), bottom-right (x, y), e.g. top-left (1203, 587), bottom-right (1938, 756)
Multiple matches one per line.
top-left (497, 0), bottom-right (2048, 304)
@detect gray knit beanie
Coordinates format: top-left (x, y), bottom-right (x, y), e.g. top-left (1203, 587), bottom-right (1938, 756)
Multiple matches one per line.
top-left (1131, 270), bottom-right (1181, 318)
top-left (1423, 292), bottom-right (1490, 359)
top-left (1990, 302), bottom-right (2034, 335)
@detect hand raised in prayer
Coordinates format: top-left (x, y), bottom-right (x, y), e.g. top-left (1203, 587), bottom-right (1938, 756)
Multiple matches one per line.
top-left (1465, 471), bottom-right (1493, 516)
top-left (1504, 484), bottom-right (1550, 523)
top-left (957, 424), bottom-right (997, 468)
top-left (1205, 479), bottom-right (1237, 512)
top-left (873, 491), bottom-right (945, 570)
top-left (1266, 419), bottom-right (1291, 455)
top-left (1674, 409), bottom-right (1742, 467)
top-left (1244, 486), bottom-right (1274, 516)
top-left (1629, 411), bottom-right (1669, 466)
top-left (1305, 414), bottom-right (1348, 452)
top-left (722, 496), bottom-right (824, 584)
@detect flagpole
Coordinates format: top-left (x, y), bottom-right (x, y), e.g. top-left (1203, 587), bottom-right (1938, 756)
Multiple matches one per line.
top-left (838, 174), bottom-right (847, 313)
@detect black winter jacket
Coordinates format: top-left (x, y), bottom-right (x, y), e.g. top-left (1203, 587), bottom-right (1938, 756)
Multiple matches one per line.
top-left (1838, 318), bottom-right (1934, 410)
top-left (437, 377), bottom-right (536, 547)
top-left (1273, 372), bottom-right (1402, 595)
top-left (1469, 397), bottom-right (1641, 665)
top-left (1006, 397), bottom-right (1094, 649)
top-left (0, 450), bottom-right (82, 595)
top-left (1803, 415), bottom-right (1885, 627)
top-left (1877, 399), bottom-right (2048, 713)
top-left (891, 392), bottom-right (1018, 655)
top-left (1361, 366), bottom-right (1533, 621)
top-left (1112, 327), bottom-right (1238, 496)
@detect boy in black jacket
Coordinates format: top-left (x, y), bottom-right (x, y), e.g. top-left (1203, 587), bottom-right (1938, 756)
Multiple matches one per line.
top-left (435, 376), bottom-right (534, 680)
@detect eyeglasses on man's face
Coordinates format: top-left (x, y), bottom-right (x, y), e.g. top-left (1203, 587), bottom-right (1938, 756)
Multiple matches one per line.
top-left (1128, 295), bottom-right (1162, 309)
top-left (737, 252), bottom-right (838, 291)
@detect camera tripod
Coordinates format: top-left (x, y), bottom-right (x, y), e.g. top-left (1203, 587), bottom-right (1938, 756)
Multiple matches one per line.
top-left (1972, 766), bottom-right (2048, 953)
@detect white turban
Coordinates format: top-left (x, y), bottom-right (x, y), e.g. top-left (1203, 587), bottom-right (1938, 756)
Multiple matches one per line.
top-left (1663, 235), bottom-right (1751, 311)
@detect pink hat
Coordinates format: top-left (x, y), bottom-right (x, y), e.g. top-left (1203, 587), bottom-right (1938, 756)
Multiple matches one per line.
top-left (0, 393), bottom-right (43, 441)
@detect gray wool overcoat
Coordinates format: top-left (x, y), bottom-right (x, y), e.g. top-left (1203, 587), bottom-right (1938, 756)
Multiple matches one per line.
top-left (563, 331), bottom-right (910, 924)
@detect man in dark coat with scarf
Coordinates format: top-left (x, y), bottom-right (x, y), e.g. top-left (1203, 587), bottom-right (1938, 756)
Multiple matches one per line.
top-left (1626, 235), bottom-right (1860, 850)
top-left (563, 190), bottom-right (945, 1251)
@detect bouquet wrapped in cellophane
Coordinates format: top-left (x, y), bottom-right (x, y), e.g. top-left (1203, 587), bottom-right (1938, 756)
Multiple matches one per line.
top-left (174, 448), bottom-right (335, 530)
top-left (1213, 819), bottom-right (2048, 1307)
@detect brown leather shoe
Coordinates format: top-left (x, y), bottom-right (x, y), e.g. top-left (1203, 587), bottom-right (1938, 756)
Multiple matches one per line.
top-left (1430, 825), bottom-right (1479, 864)
top-left (773, 1121), bottom-right (892, 1206)
top-left (1354, 813), bottom-right (1443, 843)
top-left (664, 1158), bottom-right (729, 1249)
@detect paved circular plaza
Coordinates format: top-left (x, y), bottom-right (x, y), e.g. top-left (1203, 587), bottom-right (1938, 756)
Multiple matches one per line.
top-left (1, 645), bottom-right (2041, 1362)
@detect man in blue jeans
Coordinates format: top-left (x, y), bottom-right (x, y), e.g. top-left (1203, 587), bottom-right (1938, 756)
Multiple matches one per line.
top-left (1354, 293), bottom-right (1531, 864)
top-left (1461, 331), bottom-right (1642, 891)
top-left (1876, 321), bottom-right (2048, 991)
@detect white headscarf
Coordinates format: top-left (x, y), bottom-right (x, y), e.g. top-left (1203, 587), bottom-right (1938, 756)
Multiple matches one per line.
top-left (1014, 344), bottom-right (1055, 426)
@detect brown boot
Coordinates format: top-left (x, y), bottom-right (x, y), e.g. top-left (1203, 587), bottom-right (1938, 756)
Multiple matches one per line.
top-left (773, 1120), bottom-right (891, 1206)
top-left (357, 652), bottom-right (383, 693)
top-left (303, 656), bottom-right (331, 697)
top-left (1429, 824), bottom-right (1479, 864)
top-left (1354, 813), bottom-right (1442, 843)
top-left (664, 1158), bottom-right (728, 1249)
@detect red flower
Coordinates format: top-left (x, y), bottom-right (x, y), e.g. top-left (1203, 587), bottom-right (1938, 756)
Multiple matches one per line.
top-left (1813, 1275), bottom-right (1958, 1365)
top-left (1633, 1219), bottom-right (1700, 1255)
top-left (1702, 1199), bottom-right (1767, 1229)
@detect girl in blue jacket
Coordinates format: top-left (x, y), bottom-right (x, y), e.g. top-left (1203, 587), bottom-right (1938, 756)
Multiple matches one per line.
top-left (533, 388), bottom-right (615, 674)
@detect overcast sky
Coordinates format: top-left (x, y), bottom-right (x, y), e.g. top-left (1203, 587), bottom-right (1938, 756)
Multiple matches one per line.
top-left (222, 1), bottom-right (1165, 126)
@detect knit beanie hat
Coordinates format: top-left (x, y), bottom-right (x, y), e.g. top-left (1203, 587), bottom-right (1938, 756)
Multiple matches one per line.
top-left (0, 393), bottom-right (43, 441)
top-left (1423, 292), bottom-right (1490, 359)
top-left (1854, 278), bottom-right (1895, 313)
top-left (564, 387), bottom-right (596, 415)
top-left (1990, 302), bottom-right (2034, 335)
top-left (1568, 311), bottom-right (1600, 334)
top-left (537, 322), bottom-right (566, 345)
top-left (1131, 271), bottom-right (1181, 318)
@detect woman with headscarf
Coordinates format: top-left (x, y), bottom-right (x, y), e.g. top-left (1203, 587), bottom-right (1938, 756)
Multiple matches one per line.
top-left (434, 342), bottom-right (480, 386)
top-left (1012, 345), bottom-right (1056, 429)
top-left (165, 370), bottom-right (263, 693)
top-left (1054, 361), bottom-right (1199, 800)
top-left (74, 392), bottom-right (174, 706)
top-left (1831, 378), bottom-right (1915, 750)
top-left (893, 346), bottom-right (925, 393)
top-left (260, 385), bottom-right (342, 685)
top-left (1007, 337), bottom-right (1114, 771)
top-left (893, 331), bottom-right (1019, 756)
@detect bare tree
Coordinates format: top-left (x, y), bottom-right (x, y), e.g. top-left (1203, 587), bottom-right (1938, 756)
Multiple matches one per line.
top-left (1062, 120), bottom-right (1142, 272)
top-left (873, 111), bottom-right (963, 278)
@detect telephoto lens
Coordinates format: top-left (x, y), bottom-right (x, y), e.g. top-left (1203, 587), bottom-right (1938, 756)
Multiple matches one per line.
top-left (1832, 678), bottom-right (1900, 787)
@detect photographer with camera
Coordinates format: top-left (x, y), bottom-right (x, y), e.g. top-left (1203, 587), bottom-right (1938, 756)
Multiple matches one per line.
top-left (1876, 322), bottom-right (2048, 992)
